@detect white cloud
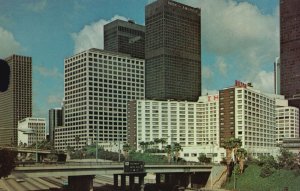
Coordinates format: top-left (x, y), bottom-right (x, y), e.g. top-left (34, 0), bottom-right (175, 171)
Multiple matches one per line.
top-left (25, 0), bottom-right (47, 12)
top-left (72, 15), bottom-right (128, 54)
top-left (35, 65), bottom-right (63, 78)
top-left (202, 66), bottom-right (213, 79)
top-left (216, 57), bottom-right (228, 76)
top-left (179, 0), bottom-right (279, 93)
top-left (0, 27), bottom-right (22, 58)
top-left (251, 70), bottom-right (274, 94)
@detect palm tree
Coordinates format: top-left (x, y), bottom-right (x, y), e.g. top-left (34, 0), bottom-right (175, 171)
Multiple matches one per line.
top-left (160, 138), bottom-right (166, 150)
top-left (236, 148), bottom-right (247, 173)
top-left (154, 138), bottom-right (160, 149)
top-left (223, 137), bottom-right (242, 177)
top-left (139, 141), bottom-right (146, 152)
top-left (123, 143), bottom-right (131, 160)
top-left (173, 142), bottom-right (183, 162)
top-left (149, 141), bottom-right (155, 149)
top-left (165, 145), bottom-right (172, 163)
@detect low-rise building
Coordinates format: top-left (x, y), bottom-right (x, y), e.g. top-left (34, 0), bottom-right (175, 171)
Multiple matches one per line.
top-left (18, 117), bottom-right (46, 146)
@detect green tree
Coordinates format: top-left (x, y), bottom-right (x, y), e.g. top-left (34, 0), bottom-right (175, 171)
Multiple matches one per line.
top-left (198, 154), bottom-right (211, 164)
top-left (278, 148), bottom-right (297, 170)
top-left (0, 149), bottom-right (17, 178)
top-left (123, 143), bottom-right (131, 160)
top-left (236, 148), bottom-right (247, 173)
top-left (139, 141), bottom-right (146, 152)
top-left (165, 145), bottom-right (172, 163)
top-left (222, 137), bottom-right (242, 177)
top-left (160, 138), bottom-right (166, 149)
top-left (173, 142), bottom-right (183, 162)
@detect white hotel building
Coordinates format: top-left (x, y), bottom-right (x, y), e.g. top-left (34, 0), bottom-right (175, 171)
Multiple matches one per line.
top-left (18, 117), bottom-right (46, 146)
top-left (55, 48), bottom-right (144, 150)
top-left (128, 81), bottom-right (282, 162)
top-left (128, 95), bottom-right (222, 162)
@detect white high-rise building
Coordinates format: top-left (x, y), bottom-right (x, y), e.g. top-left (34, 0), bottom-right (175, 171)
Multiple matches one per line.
top-left (128, 95), bottom-right (221, 162)
top-left (55, 48), bottom-right (144, 150)
top-left (18, 117), bottom-right (46, 146)
top-left (275, 98), bottom-right (299, 144)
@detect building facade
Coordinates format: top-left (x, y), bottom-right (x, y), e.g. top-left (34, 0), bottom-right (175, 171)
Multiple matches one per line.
top-left (55, 48), bottom-right (144, 150)
top-left (275, 98), bottom-right (299, 144)
top-left (219, 81), bottom-right (277, 157)
top-left (127, 95), bottom-right (220, 162)
top-left (49, 108), bottom-right (63, 145)
top-left (104, 19), bottom-right (145, 59)
top-left (18, 117), bottom-right (46, 146)
top-left (280, 0), bottom-right (300, 99)
top-left (145, 0), bottom-right (201, 101)
top-left (0, 55), bottom-right (32, 146)
top-left (128, 82), bottom-right (283, 161)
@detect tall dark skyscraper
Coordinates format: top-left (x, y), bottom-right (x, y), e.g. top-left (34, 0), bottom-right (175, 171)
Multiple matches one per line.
top-left (104, 19), bottom-right (145, 59)
top-left (145, 0), bottom-right (201, 101)
top-left (49, 108), bottom-right (63, 145)
top-left (280, 0), bottom-right (300, 135)
top-left (0, 55), bottom-right (32, 146)
top-left (280, 0), bottom-right (300, 99)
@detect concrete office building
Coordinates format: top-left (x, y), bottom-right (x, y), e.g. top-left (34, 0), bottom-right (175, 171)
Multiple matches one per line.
top-left (145, 0), bottom-right (201, 101)
top-left (18, 117), bottom-right (46, 146)
top-left (0, 55), bottom-right (32, 146)
top-left (104, 19), bottom-right (145, 59)
top-left (275, 98), bottom-right (299, 144)
top-left (55, 48), bottom-right (144, 150)
top-left (49, 108), bottom-right (63, 145)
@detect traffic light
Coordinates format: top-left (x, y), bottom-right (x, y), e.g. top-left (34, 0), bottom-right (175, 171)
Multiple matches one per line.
top-left (0, 59), bottom-right (10, 92)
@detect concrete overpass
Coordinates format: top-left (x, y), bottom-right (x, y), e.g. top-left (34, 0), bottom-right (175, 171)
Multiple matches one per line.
top-left (12, 162), bottom-right (213, 191)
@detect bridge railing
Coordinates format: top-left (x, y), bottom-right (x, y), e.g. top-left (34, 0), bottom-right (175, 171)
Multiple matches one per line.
top-left (16, 161), bottom-right (210, 167)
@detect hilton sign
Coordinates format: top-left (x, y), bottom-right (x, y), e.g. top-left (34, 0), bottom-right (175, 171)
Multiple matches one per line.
top-left (235, 80), bottom-right (248, 88)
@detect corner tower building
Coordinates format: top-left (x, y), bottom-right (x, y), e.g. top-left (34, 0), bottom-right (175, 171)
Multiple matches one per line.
top-left (280, 0), bottom-right (300, 99)
top-left (145, 0), bottom-right (201, 101)
top-left (0, 55), bottom-right (32, 146)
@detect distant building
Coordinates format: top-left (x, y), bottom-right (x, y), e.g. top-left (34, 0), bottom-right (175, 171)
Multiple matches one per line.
top-left (282, 138), bottom-right (300, 154)
top-left (49, 108), bottom-right (63, 145)
top-left (0, 55), bottom-right (32, 146)
top-left (274, 57), bottom-right (280, 95)
top-left (145, 0), bottom-right (201, 101)
top-left (104, 19), bottom-right (145, 59)
top-left (275, 98), bottom-right (299, 144)
top-left (55, 48), bottom-right (145, 150)
top-left (18, 117), bottom-right (46, 146)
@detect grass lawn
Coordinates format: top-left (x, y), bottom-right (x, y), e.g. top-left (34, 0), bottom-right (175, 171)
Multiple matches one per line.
top-left (223, 164), bottom-right (300, 191)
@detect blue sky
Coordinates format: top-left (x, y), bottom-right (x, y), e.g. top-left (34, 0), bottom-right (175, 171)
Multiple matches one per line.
top-left (0, 0), bottom-right (279, 121)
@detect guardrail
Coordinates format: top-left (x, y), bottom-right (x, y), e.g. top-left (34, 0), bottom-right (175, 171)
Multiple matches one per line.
top-left (15, 161), bottom-right (209, 167)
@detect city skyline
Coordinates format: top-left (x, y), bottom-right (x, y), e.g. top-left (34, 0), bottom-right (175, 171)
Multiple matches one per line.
top-left (0, 0), bottom-right (279, 120)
